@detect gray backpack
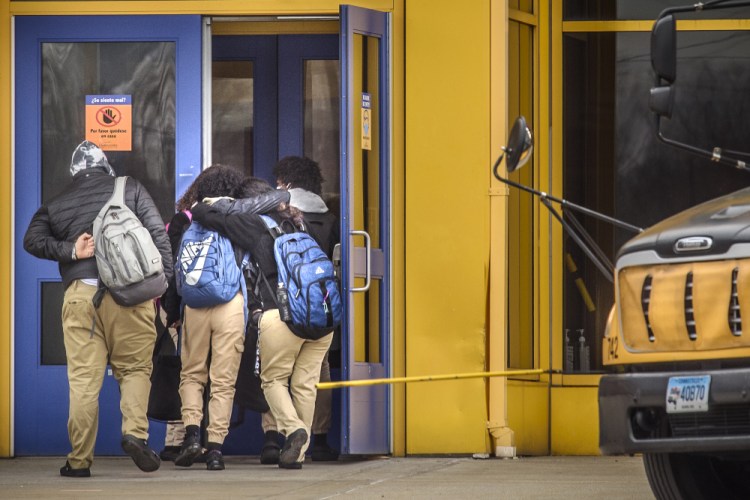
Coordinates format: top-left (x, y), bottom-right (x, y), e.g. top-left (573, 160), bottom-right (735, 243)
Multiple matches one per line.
top-left (93, 176), bottom-right (167, 306)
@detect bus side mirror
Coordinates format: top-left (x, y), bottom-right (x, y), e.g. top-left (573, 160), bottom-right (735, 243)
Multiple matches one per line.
top-left (649, 85), bottom-right (675, 118)
top-left (651, 14), bottom-right (676, 83)
top-left (504, 116), bottom-right (534, 173)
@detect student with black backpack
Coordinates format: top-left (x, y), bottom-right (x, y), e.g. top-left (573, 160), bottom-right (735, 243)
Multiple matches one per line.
top-left (192, 178), bottom-right (338, 470)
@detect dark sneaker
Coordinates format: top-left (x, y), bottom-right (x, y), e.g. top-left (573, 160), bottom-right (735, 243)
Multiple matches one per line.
top-left (159, 445), bottom-right (181, 462)
top-left (205, 450), bottom-right (225, 471)
top-left (121, 434), bottom-right (161, 472)
top-left (59, 461), bottom-right (91, 478)
top-left (174, 433), bottom-right (202, 467)
top-left (279, 428), bottom-right (307, 470)
top-left (260, 431), bottom-right (281, 465)
top-left (311, 443), bottom-right (339, 462)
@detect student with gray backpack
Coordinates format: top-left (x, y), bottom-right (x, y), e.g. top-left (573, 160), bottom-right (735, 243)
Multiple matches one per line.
top-left (23, 141), bottom-right (172, 477)
top-left (191, 177), bottom-right (340, 470)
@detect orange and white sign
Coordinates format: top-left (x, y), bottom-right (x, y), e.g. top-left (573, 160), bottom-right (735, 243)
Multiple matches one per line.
top-left (85, 95), bottom-right (132, 151)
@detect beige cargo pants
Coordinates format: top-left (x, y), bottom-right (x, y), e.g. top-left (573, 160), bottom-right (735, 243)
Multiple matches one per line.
top-left (179, 292), bottom-right (245, 445)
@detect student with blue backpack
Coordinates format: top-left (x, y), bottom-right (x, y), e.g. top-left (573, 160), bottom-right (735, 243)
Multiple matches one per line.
top-left (273, 156), bottom-right (340, 462)
top-left (191, 177), bottom-right (341, 470)
top-left (160, 167), bottom-right (289, 468)
top-left (165, 165), bottom-right (274, 471)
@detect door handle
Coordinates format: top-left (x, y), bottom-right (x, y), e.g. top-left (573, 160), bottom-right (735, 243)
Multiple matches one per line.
top-left (332, 243), bottom-right (342, 278)
top-left (350, 230), bottom-right (371, 292)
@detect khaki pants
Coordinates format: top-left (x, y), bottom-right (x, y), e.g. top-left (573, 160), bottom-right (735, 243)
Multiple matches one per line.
top-left (179, 292), bottom-right (245, 444)
top-left (311, 349), bottom-right (332, 434)
top-left (259, 309), bottom-right (332, 458)
top-left (62, 280), bottom-right (157, 469)
top-left (261, 350), bottom-right (332, 435)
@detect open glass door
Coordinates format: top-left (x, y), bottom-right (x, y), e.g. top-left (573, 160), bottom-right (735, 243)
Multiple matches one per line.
top-left (14, 15), bottom-right (201, 455)
top-left (339, 5), bottom-right (391, 455)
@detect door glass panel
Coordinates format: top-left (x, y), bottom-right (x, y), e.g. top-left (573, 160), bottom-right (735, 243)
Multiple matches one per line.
top-left (509, 0), bottom-right (533, 14)
top-left (304, 60), bottom-right (340, 201)
top-left (508, 20), bottom-right (535, 370)
top-left (352, 33), bottom-right (381, 364)
top-left (41, 42), bottom-right (176, 220)
top-left (213, 60), bottom-right (254, 175)
top-left (41, 282), bottom-right (65, 365)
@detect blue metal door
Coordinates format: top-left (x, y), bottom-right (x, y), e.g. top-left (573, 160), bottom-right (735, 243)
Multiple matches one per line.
top-left (14, 15), bottom-right (202, 455)
top-left (211, 34), bottom-right (338, 182)
top-left (211, 33), bottom-right (340, 455)
top-left (339, 5), bottom-right (391, 455)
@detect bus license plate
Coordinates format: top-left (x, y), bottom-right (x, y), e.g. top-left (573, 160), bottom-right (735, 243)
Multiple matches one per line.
top-left (665, 375), bottom-right (711, 413)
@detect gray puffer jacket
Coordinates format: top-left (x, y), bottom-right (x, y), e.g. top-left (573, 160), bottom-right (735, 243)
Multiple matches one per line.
top-left (23, 167), bottom-right (173, 290)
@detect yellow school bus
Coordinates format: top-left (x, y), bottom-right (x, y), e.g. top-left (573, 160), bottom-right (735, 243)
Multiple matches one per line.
top-left (598, 2), bottom-right (750, 499)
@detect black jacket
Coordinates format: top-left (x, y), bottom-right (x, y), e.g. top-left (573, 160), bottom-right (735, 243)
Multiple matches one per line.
top-left (191, 202), bottom-right (280, 308)
top-left (192, 201), bottom-right (335, 340)
top-left (23, 168), bottom-right (173, 290)
top-left (162, 191), bottom-right (290, 326)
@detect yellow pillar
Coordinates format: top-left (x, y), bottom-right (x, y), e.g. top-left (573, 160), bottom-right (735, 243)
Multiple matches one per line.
top-left (0, 0), bottom-right (12, 457)
top-left (487, 0), bottom-right (513, 458)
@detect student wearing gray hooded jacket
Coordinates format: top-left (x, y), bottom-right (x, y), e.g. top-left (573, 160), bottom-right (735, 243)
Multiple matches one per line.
top-left (273, 156), bottom-right (340, 462)
top-left (23, 141), bottom-right (172, 477)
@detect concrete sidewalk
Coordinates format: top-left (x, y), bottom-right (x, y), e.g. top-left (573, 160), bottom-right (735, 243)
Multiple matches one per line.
top-left (0, 455), bottom-right (654, 499)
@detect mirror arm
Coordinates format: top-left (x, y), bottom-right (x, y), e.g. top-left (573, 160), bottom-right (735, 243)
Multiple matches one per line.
top-left (563, 209), bottom-right (615, 272)
top-left (656, 0), bottom-right (750, 21)
top-left (655, 115), bottom-right (750, 171)
top-left (493, 157), bottom-right (643, 233)
top-left (540, 197), bottom-right (614, 283)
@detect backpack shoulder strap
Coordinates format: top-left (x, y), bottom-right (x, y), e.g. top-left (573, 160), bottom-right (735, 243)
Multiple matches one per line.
top-left (111, 176), bottom-right (128, 207)
top-left (259, 215), bottom-right (284, 239)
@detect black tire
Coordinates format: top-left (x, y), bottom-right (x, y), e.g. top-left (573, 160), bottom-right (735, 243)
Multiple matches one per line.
top-left (643, 452), bottom-right (750, 500)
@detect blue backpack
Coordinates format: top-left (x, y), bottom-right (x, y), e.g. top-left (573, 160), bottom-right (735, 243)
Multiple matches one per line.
top-left (260, 215), bottom-right (342, 337)
top-left (175, 221), bottom-right (246, 309)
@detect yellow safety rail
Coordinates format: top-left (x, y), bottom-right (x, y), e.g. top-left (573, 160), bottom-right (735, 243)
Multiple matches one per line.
top-left (317, 369), bottom-right (544, 389)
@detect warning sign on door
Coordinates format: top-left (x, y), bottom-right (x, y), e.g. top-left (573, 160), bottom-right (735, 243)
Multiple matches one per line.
top-left (85, 95), bottom-right (132, 151)
top-left (361, 92), bottom-right (372, 151)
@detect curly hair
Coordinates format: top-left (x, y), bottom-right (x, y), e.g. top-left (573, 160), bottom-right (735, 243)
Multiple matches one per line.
top-left (272, 156), bottom-right (324, 195)
top-left (176, 164), bottom-right (244, 211)
top-left (239, 176), bottom-right (305, 228)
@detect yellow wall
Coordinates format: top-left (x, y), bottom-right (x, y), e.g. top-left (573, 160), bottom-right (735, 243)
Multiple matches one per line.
top-left (551, 386), bottom-right (600, 455)
top-left (508, 380), bottom-right (549, 456)
top-left (1, 0), bottom-right (11, 457)
top-left (405, 0), bottom-right (492, 454)
top-left (8, 0), bottom-right (392, 16)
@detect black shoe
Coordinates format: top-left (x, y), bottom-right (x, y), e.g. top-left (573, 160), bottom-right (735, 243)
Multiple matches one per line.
top-left (279, 428), bottom-right (307, 469)
top-left (121, 434), bottom-right (161, 472)
top-left (260, 431), bottom-right (281, 465)
top-left (311, 442), bottom-right (339, 462)
top-left (174, 433), bottom-right (202, 467)
top-left (59, 461), bottom-right (91, 478)
top-left (205, 449), bottom-right (225, 471)
top-left (159, 445), bottom-right (181, 462)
